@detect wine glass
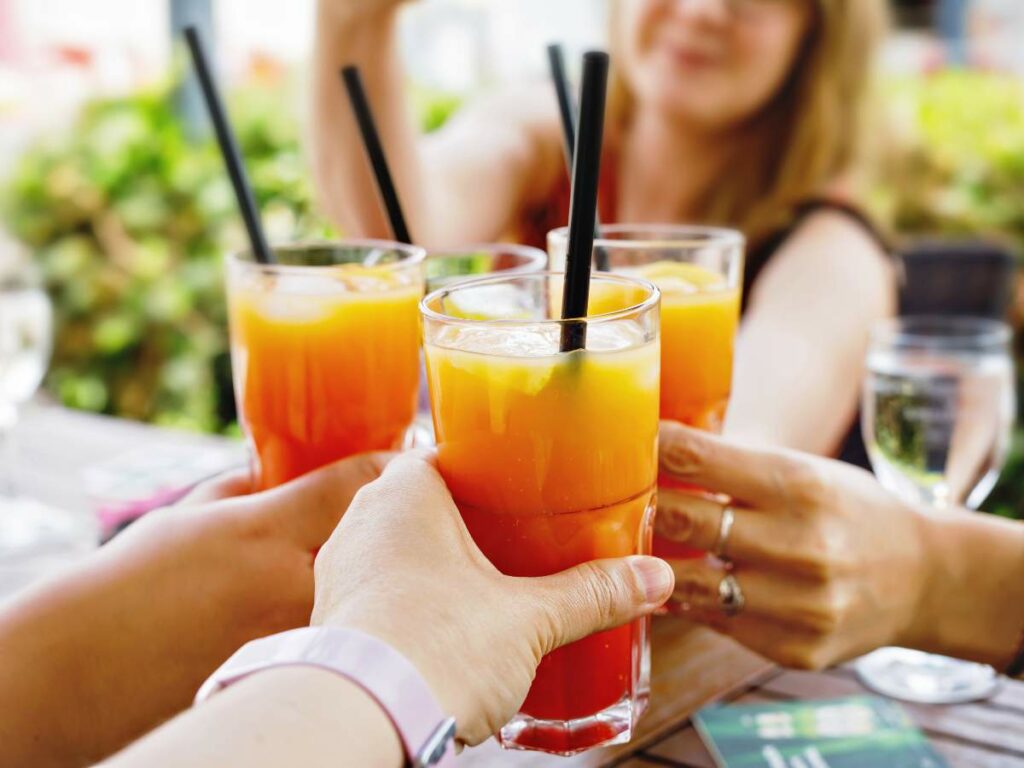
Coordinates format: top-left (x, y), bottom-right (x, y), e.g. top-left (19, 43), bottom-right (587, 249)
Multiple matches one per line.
top-left (0, 261), bottom-right (96, 594)
top-left (857, 315), bottom-right (1015, 703)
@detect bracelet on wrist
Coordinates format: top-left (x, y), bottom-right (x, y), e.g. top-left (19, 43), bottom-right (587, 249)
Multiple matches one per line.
top-left (195, 626), bottom-right (457, 767)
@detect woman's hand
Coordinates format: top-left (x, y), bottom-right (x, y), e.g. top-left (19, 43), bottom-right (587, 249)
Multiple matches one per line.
top-left (313, 451), bottom-right (674, 746)
top-left (655, 421), bottom-right (932, 670)
top-left (117, 451), bottom-right (392, 644)
top-left (0, 452), bottom-right (390, 768)
top-left (100, 450), bottom-right (673, 768)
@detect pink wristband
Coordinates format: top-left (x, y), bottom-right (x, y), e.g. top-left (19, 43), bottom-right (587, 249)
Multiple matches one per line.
top-left (196, 627), bottom-right (457, 767)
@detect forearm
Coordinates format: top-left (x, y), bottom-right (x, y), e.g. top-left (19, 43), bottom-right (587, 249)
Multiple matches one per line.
top-left (0, 563), bottom-right (180, 766)
top-left (726, 213), bottom-right (895, 456)
top-left (908, 510), bottom-right (1024, 669)
top-left (312, 2), bottom-right (428, 241)
top-left (102, 667), bottom-right (402, 768)
top-left (0, 584), bottom-right (95, 768)
top-left (725, 328), bottom-right (858, 455)
top-left (0, 548), bottom-right (255, 766)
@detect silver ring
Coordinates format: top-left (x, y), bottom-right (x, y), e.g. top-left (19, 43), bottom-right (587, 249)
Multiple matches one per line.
top-left (713, 506), bottom-right (735, 560)
top-left (718, 572), bottom-right (745, 617)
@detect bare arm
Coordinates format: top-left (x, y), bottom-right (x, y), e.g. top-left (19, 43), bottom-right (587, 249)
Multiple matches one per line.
top-left (726, 212), bottom-right (896, 455)
top-left (102, 452), bottom-right (672, 765)
top-left (311, 1), bottom-right (563, 247)
top-left (917, 508), bottom-right (1024, 668)
top-left (0, 457), bottom-right (388, 768)
top-left (101, 668), bottom-right (402, 768)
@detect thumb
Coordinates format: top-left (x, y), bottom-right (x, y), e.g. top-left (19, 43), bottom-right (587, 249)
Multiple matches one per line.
top-left (179, 467), bottom-right (252, 505)
top-left (530, 556), bottom-right (674, 654)
top-left (259, 451), bottom-right (395, 548)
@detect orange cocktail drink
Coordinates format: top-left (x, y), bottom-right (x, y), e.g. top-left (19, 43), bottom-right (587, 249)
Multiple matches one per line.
top-left (422, 271), bottom-right (660, 755)
top-left (227, 241), bottom-right (425, 489)
top-left (549, 226), bottom-right (744, 562)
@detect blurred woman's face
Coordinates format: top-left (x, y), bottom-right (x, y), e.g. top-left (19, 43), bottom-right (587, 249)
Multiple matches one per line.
top-left (618, 0), bottom-right (813, 130)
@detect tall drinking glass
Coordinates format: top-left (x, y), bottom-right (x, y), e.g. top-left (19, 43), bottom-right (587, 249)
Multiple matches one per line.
top-left (412, 244), bottom-right (547, 445)
top-left (422, 271), bottom-right (660, 755)
top-left (227, 241), bottom-right (425, 490)
top-left (858, 315), bottom-right (1015, 703)
top-left (549, 225), bottom-right (743, 565)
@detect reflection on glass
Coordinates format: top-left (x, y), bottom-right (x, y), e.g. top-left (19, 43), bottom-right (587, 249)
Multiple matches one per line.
top-left (858, 315), bottom-right (1015, 704)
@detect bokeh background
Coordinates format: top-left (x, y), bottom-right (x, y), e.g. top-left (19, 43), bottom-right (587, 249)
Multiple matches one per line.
top-left (1, 0), bottom-right (1022, 516)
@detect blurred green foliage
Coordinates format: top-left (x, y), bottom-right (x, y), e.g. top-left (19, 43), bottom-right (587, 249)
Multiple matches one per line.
top-left (1, 78), bottom-right (464, 433)
top-left (2, 80), bottom-right (336, 432)
top-left (411, 86), bottom-right (463, 134)
top-left (875, 72), bottom-right (1024, 518)
top-left (877, 72), bottom-right (1024, 252)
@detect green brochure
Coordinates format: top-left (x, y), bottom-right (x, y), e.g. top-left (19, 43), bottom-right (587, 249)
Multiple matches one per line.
top-left (694, 695), bottom-right (949, 768)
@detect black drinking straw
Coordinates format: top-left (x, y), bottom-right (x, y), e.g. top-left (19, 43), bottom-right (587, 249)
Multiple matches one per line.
top-left (560, 51), bottom-right (610, 353)
top-left (184, 26), bottom-right (275, 265)
top-left (547, 44), bottom-right (608, 271)
top-left (547, 44), bottom-right (577, 178)
top-left (341, 65), bottom-right (414, 245)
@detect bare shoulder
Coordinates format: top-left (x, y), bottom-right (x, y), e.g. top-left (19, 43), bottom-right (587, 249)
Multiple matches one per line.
top-left (426, 82), bottom-right (563, 203)
top-left (436, 82), bottom-right (560, 144)
top-left (770, 209), bottom-right (892, 283)
top-left (752, 208), bottom-right (897, 317)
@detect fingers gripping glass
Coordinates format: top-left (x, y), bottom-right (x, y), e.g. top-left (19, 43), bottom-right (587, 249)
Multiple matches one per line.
top-left (549, 224), bottom-right (744, 570)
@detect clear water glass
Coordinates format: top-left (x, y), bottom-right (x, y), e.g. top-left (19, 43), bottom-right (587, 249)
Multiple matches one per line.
top-left (0, 272), bottom-right (96, 595)
top-left (858, 315), bottom-right (1015, 703)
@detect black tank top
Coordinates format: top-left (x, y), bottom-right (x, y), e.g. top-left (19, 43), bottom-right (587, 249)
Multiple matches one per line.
top-left (742, 199), bottom-right (893, 469)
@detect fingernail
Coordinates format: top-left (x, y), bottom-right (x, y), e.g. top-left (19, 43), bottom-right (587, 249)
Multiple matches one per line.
top-left (661, 437), bottom-right (701, 476)
top-left (654, 503), bottom-right (695, 541)
top-left (628, 556), bottom-right (674, 605)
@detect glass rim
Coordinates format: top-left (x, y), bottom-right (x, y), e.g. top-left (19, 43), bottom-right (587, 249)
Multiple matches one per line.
top-left (420, 269), bottom-right (661, 327)
top-left (425, 243), bottom-right (547, 289)
top-left (548, 223), bottom-right (745, 251)
top-left (870, 315), bottom-right (1013, 350)
top-left (226, 238), bottom-right (427, 275)
top-left (426, 242), bottom-right (547, 264)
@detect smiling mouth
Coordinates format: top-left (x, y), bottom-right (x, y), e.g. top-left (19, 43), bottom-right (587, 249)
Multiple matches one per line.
top-left (658, 40), bottom-right (720, 70)
top-left (672, 49), bottom-right (717, 68)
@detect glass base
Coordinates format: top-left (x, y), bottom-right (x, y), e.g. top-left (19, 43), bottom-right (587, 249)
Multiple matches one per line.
top-left (499, 693), bottom-right (641, 756)
top-left (855, 647), bottom-right (1001, 704)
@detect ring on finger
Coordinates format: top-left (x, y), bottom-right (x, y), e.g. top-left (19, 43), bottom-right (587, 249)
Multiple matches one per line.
top-left (718, 572), bottom-right (745, 617)
top-left (713, 505), bottom-right (735, 560)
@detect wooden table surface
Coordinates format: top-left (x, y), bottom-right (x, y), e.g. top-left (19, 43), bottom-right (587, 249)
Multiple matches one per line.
top-left (10, 404), bottom-right (1024, 767)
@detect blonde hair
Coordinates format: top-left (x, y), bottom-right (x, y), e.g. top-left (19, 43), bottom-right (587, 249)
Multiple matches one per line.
top-left (608, 0), bottom-right (888, 248)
